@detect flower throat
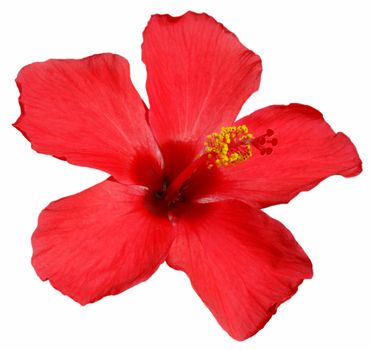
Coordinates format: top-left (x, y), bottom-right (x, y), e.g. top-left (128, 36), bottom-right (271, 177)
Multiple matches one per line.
top-left (162, 125), bottom-right (278, 204)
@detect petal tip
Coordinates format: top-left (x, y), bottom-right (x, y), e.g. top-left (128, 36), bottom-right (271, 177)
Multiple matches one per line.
top-left (229, 277), bottom-right (311, 341)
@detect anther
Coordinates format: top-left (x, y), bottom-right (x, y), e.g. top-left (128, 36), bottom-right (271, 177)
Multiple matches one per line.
top-left (204, 125), bottom-right (253, 167)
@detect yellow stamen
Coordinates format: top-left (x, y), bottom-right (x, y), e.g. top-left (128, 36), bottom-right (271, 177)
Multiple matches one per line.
top-left (204, 125), bottom-right (253, 168)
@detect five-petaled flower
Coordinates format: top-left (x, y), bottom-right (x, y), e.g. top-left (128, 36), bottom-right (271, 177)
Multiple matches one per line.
top-left (14, 12), bottom-right (362, 341)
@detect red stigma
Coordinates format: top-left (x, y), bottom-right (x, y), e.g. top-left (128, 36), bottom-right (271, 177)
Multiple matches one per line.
top-left (252, 129), bottom-right (278, 156)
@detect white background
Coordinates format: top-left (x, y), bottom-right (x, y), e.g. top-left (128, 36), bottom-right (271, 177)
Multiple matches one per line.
top-left (1, 0), bottom-right (369, 349)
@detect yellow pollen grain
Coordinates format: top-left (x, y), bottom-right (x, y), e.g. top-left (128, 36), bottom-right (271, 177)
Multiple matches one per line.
top-left (204, 125), bottom-right (253, 168)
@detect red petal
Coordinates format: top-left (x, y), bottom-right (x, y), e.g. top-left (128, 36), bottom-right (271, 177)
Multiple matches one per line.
top-left (32, 178), bottom-right (174, 305)
top-left (14, 53), bottom-right (163, 187)
top-left (211, 104), bottom-right (362, 208)
top-left (167, 200), bottom-right (312, 341)
top-left (142, 11), bottom-right (262, 152)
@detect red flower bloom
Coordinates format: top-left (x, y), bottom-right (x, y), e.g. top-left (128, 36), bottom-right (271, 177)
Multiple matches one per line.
top-left (14, 12), bottom-right (362, 341)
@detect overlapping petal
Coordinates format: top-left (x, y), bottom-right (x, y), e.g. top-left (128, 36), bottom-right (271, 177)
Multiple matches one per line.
top-left (14, 53), bottom-right (163, 187)
top-left (32, 178), bottom-right (174, 305)
top-left (189, 104), bottom-right (362, 207)
top-left (142, 11), bottom-right (262, 159)
top-left (167, 200), bottom-right (312, 340)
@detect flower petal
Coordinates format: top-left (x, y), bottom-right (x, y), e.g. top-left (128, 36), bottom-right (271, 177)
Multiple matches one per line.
top-left (200, 104), bottom-right (362, 208)
top-left (14, 53), bottom-right (163, 187)
top-left (167, 200), bottom-right (312, 341)
top-left (32, 178), bottom-right (174, 305)
top-left (142, 11), bottom-right (262, 151)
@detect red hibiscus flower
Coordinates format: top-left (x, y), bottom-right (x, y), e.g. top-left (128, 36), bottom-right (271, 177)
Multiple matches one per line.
top-left (14, 12), bottom-right (362, 341)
